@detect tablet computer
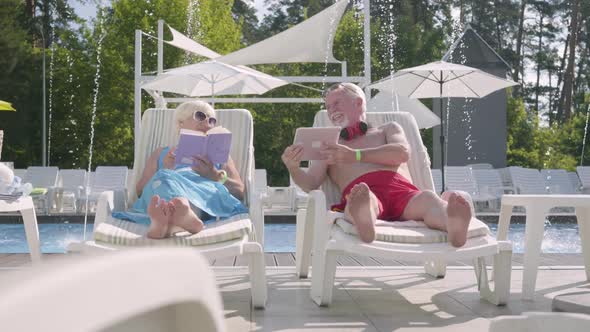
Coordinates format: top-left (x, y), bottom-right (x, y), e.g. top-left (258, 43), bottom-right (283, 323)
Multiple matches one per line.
top-left (293, 127), bottom-right (341, 161)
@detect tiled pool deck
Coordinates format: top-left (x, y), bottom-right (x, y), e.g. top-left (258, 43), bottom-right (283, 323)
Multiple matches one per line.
top-left (1, 253), bottom-right (588, 331)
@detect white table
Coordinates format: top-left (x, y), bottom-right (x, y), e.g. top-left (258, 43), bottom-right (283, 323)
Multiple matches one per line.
top-left (0, 196), bottom-right (41, 264)
top-left (498, 194), bottom-right (590, 300)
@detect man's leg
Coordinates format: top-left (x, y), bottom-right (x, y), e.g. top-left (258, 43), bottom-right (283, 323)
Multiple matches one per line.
top-left (401, 191), bottom-right (471, 247)
top-left (344, 183), bottom-right (381, 243)
top-left (147, 195), bottom-right (171, 239)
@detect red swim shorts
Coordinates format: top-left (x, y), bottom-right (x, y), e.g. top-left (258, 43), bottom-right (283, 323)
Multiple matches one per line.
top-left (331, 170), bottom-right (420, 221)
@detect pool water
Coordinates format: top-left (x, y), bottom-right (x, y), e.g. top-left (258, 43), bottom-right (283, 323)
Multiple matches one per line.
top-left (0, 222), bottom-right (582, 254)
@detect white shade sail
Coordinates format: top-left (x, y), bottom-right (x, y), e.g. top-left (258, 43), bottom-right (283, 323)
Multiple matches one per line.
top-left (141, 60), bottom-right (288, 97)
top-left (165, 26), bottom-right (221, 59)
top-left (215, 0), bottom-right (349, 65)
top-left (369, 61), bottom-right (518, 99)
top-left (366, 92), bottom-right (440, 129)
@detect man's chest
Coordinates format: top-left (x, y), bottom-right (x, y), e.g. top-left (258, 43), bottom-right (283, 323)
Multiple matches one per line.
top-left (340, 128), bottom-right (387, 149)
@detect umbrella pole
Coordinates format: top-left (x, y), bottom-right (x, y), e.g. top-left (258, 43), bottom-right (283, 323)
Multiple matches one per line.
top-left (211, 83), bottom-right (215, 107)
top-left (439, 79), bottom-right (445, 194)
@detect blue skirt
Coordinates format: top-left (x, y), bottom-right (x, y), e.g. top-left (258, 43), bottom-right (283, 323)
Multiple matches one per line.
top-left (112, 168), bottom-right (248, 225)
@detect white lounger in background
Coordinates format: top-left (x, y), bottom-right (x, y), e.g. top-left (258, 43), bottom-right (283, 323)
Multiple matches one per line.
top-left (0, 248), bottom-right (226, 332)
top-left (78, 166), bottom-right (128, 213)
top-left (489, 312), bottom-right (590, 332)
top-left (50, 169), bottom-right (87, 213)
top-left (24, 166), bottom-right (59, 215)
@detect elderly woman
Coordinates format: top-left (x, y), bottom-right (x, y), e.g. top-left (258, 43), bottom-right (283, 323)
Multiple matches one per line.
top-left (113, 101), bottom-right (247, 239)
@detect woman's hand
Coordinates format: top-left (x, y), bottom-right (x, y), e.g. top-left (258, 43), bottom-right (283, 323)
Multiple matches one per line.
top-left (163, 147), bottom-right (177, 170)
top-left (191, 156), bottom-right (221, 181)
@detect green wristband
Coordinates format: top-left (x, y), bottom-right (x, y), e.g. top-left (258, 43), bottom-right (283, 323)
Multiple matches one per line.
top-left (355, 149), bottom-right (361, 162)
top-left (219, 170), bottom-right (228, 184)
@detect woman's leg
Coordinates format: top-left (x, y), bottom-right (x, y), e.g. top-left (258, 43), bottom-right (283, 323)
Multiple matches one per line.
top-left (401, 191), bottom-right (471, 247)
top-left (168, 197), bottom-right (204, 234)
top-left (147, 195), bottom-right (171, 239)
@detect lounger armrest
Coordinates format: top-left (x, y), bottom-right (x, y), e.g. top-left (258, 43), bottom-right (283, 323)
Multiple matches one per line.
top-left (95, 191), bottom-right (115, 229)
top-left (112, 188), bottom-right (128, 211)
top-left (248, 184), bottom-right (265, 247)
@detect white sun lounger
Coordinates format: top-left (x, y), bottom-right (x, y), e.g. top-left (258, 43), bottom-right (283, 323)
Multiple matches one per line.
top-left (296, 111), bottom-right (512, 306)
top-left (489, 312), bottom-right (590, 332)
top-left (68, 108), bottom-right (267, 308)
top-left (0, 248), bottom-right (226, 332)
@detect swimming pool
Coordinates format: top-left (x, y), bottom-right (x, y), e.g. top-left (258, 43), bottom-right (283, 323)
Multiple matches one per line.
top-left (0, 222), bottom-right (582, 254)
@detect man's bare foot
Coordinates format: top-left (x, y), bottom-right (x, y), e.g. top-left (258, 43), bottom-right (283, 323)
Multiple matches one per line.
top-left (169, 197), bottom-right (204, 234)
top-left (345, 183), bottom-right (377, 243)
top-left (446, 193), bottom-right (472, 247)
top-left (147, 195), bottom-right (170, 239)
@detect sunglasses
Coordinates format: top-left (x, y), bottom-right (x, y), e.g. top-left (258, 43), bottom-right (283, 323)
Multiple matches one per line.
top-left (193, 111), bottom-right (217, 126)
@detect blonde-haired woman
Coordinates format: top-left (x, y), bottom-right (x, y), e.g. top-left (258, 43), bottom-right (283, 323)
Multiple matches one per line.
top-left (113, 101), bottom-right (247, 239)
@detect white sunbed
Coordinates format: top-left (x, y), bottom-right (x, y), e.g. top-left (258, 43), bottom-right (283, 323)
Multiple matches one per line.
top-left (78, 166), bottom-right (129, 214)
top-left (472, 168), bottom-right (515, 211)
top-left (444, 166), bottom-right (498, 211)
top-left (576, 166), bottom-right (590, 194)
top-left (24, 166), bottom-right (59, 215)
top-left (0, 248), bottom-right (226, 332)
top-left (541, 169), bottom-right (577, 194)
top-left (68, 108), bottom-right (267, 308)
top-left (50, 169), bottom-right (87, 213)
top-left (489, 312), bottom-right (590, 332)
top-left (296, 111), bottom-right (512, 306)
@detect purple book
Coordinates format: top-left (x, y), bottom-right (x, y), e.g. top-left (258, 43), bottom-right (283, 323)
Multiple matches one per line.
top-left (175, 127), bottom-right (232, 166)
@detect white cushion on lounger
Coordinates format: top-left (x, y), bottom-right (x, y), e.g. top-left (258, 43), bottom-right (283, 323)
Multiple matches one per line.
top-left (94, 213), bottom-right (251, 246)
top-left (335, 217), bottom-right (490, 244)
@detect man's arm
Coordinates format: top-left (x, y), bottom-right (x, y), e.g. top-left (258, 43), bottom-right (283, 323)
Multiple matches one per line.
top-left (360, 122), bottom-right (410, 166)
top-left (282, 144), bottom-right (329, 192)
top-left (320, 122), bottom-right (410, 167)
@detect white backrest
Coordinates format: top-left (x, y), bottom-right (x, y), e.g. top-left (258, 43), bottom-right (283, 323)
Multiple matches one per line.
top-left (133, 108), bottom-right (254, 206)
top-left (540, 169), bottom-right (576, 194)
top-left (568, 171), bottom-right (582, 191)
top-left (24, 166), bottom-right (59, 188)
top-left (92, 166), bottom-right (128, 192)
top-left (444, 166), bottom-right (479, 195)
top-left (576, 166), bottom-right (590, 188)
top-left (509, 167), bottom-right (548, 194)
top-left (312, 111), bottom-right (434, 206)
top-left (473, 169), bottom-right (504, 193)
top-left (468, 163), bottom-right (493, 170)
top-left (13, 169), bottom-right (26, 179)
top-left (254, 169), bottom-right (268, 193)
top-left (431, 169), bottom-right (442, 193)
top-left (58, 169), bottom-right (87, 189)
top-left (497, 167), bottom-right (514, 187)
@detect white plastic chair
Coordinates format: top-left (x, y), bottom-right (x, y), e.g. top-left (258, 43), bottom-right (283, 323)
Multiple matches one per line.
top-left (576, 166), bottom-right (590, 194)
top-left (568, 171), bottom-right (582, 193)
top-left (78, 166), bottom-right (128, 213)
top-left (541, 169), bottom-right (577, 194)
top-left (509, 167), bottom-right (549, 194)
top-left (0, 248), bottom-right (226, 332)
top-left (445, 166), bottom-right (497, 211)
top-left (473, 169), bottom-right (515, 210)
top-left (489, 312), bottom-right (590, 332)
top-left (68, 108), bottom-right (267, 308)
top-left (431, 168), bottom-right (442, 193)
top-left (24, 166), bottom-right (59, 215)
top-left (297, 111), bottom-right (512, 306)
top-left (50, 169), bottom-right (87, 213)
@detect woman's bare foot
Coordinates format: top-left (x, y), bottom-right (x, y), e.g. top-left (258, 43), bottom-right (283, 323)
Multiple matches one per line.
top-left (345, 183), bottom-right (377, 243)
top-left (147, 195), bottom-right (170, 239)
top-left (169, 197), bottom-right (204, 234)
top-left (446, 193), bottom-right (472, 247)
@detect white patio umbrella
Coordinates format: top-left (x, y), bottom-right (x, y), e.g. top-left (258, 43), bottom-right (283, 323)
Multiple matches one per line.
top-left (366, 91), bottom-right (440, 129)
top-left (141, 60), bottom-right (288, 105)
top-left (368, 60), bottom-right (518, 192)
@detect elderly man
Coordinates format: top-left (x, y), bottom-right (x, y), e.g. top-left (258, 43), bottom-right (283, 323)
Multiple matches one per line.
top-left (281, 83), bottom-right (471, 247)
